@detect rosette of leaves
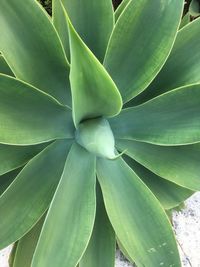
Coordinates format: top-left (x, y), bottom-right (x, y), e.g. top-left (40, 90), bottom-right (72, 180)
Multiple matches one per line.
top-left (0, 0), bottom-right (200, 266)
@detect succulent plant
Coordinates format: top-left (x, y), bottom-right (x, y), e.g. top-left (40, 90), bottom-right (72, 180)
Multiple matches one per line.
top-left (0, 0), bottom-right (199, 266)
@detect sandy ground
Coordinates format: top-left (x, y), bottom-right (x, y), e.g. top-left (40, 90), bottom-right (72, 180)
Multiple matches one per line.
top-left (1, 192), bottom-right (200, 267)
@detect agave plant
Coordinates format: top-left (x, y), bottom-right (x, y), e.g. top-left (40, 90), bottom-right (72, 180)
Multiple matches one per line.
top-left (0, 0), bottom-right (200, 266)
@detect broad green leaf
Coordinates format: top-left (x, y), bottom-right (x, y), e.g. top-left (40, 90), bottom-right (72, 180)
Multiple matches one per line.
top-left (9, 243), bottom-right (18, 267)
top-left (0, 55), bottom-right (13, 76)
top-left (53, 0), bottom-right (114, 61)
top-left (0, 0), bottom-right (71, 106)
top-left (115, 0), bottom-right (131, 22)
top-left (123, 155), bottom-right (193, 209)
top-left (0, 169), bottom-right (20, 196)
top-left (13, 216), bottom-right (44, 267)
top-left (32, 143), bottom-right (96, 267)
top-left (62, 8), bottom-right (122, 127)
top-left (131, 17), bottom-right (200, 105)
top-left (80, 182), bottom-right (115, 267)
top-left (0, 75), bottom-right (74, 145)
top-left (97, 157), bottom-right (181, 267)
top-left (0, 140), bottom-right (71, 249)
top-left (189, 0), bottom-right (200, 16)
top-left (117, 139), bottom-right (200, 191)
top-left (110, 84), bottom-right (200, 145)
top-left (0, 143), bottom-right (48, 175)
top-left (179, 12), bottom-right (190, 29)
top-left (104, 0), bottom-right (184, 103)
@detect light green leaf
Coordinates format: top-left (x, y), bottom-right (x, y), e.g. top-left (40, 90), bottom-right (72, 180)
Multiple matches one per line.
top-left (97, 157), bottom-right (181, 267)
top-left (117, 139), bottom-right (200, 191)
top-left (131, 17), bottom-right (200, 105)
top-left (0, 143), bottom-right (48, 175)
top-left (0, 75), bottom-right (74, 145)
top-left (179, 12), bottom-right (190, 29)
top-left (53, 0), bottom-right (114, 61)
top-left (0, 140), bottom-right (71, 249)
top-left (80, 182), bottom-right (115, 267)
top-left (0, 55), bottom-right (13, 76)
top-left (123, 154), bottom-right (193, 209)
top-left (104, 0), bottom-right (184, 103)
top-left (0, 0), bottom-right (71, 106)
top-left (189, 0), bottom-right (200, 16)
top-left (61, 7), bottom-right (122, 127)
top-left (0, 169), bottom-right (20, 196)
top-left (32, 143), bottom-right (96, 267)
top-left (115, 0), bottom-right (131, 22)
top-left (110, 84), bottom-right (200, 145)
top-left (13, 216), bottom-right (44, 267)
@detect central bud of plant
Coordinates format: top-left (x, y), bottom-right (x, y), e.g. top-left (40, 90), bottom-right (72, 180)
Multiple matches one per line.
top-left (75, 118), bottom-right (117, 159)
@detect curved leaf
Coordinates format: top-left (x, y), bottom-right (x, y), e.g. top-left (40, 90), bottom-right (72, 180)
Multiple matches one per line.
top-left (0, 143), bottom-right (48, 175)
top-left (53, 0), bottom-right (114, 61)
top-left (0, 75), bottom-right (74, 145)
top-left (123, 155), bottom-right (193, 209)
top-left (32, 143), bottom-right (96, 267)
top-left (110, 84), bottom-right (200, 145)
top-left (12, 216), bottom-right (44, 267)
top-left (179, 12), bottom-right (190, 29)
top-left (104, 0), bottom-right (184, 103)
top-left (97, 157), bottom-right (181, 267)
top-left (62, 7), bottom-right (122, 127)
top-left (0, 55), bottom-right (13, 76)
top-left (117, 139), bottom-right (200, 191)
top-left (80, 182), bottom-right (115, 267)
top-left (189, 0), bottom-right (200, 16)
top-left (0, 169), bottom-right (20, 196)
top-left (115, 0), bottom-right (131, 22)
top-left (0, 140), bottom-right (72, 249)
top-left (131, 17), bottom-right (200, 105)
top-left (0, 0), bottom-right (71, 105)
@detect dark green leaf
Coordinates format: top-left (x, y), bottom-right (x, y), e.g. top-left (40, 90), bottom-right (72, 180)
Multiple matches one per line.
top-left (114, 0), bottom-right (131, 22)
top-left (0, 55), bottom-right (13, 76)
top-left (32, 143), bottom-right (96, 267)
top-left (0, 169), bottom-right (21, 196)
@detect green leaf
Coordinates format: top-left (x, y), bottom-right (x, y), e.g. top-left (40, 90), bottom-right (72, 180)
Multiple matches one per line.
top-left (131, 17), bottom-right (200, 105)
top-left (0, 75), bottom-right (74, 145)
top-left (0, 140), bottom-right (71, 249)
top-left (97, 157), bottom-right (181, 267)
top-left (12, 216), bottom-right (44, 267)
top-left (117, 139), bottom-right (200, 191)
top-left (0, 0), bottom-right (71, 106)
top-left (9, 243), bottom-right (18, 267)
top-left (123, 154), bottom-right (193, 210)
top-left (61, 7), bottom-right (122, 127)
top-left (80, 182), bottom-right (115, 267)
top-left (0, 143), bottom-right (48, 175)
top-left (179, 12), bottom-right (190, 29)
top-left (0, 169), bottom-right (20, 196)
top-left (104, 0), bottom-right (184, 103)
top-left (110, 84), bottom-right (200, 145)
top-left (114, 0), bottom-right (131, 22)
top-left (0, 55), bottom-right (13, 76)
top-left (53, 0), bottom-right (114, 61)
top-left (189, 0), bottom-right (200, 16)
top-left (32, 143), bottom-right (96, 267)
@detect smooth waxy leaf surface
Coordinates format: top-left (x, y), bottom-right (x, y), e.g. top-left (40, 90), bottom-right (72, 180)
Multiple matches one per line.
top-left (117, 139), bottom-right (200, 191)
top-left (123, 155), bottom-right (193, 209)
top-left (0, 75), bottom-right (73, 145)
top-left (80, 183), bottom-right (115, 267)
top-left (104, 0), bottom-right (184, 102)
top-left (32, 143), bottom-right (96, 267)
top-left (12, 217), bottom-right (44, 267)
top-left (189, 0), bottom-right (200, 16)
top-left (0, 169), bottom-right (20, 196)
top-left (54, 0), bottom-right (114, 61)
top-left (132, 18), bottom-right (200, 105)
top-left (0, 143), bottom-right (48, 175)
top-left (0, 55), bottom-right (13, 76)
top-left (0, 0), bottom-right (71, 105)
top-left (97, 157), bottom-right (181, 267)
top-left (179, 12), bottom-right (190, 29)
top-left (115, 0), bottom-right (131, 22)
top-left (62, 8), bottom-right (122, 127)
top-left (110, 84), bottom-right (200, 145)
top-left (0, 140), bottom-right (71, 249)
